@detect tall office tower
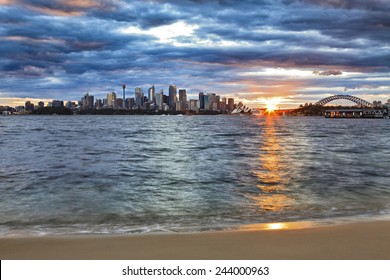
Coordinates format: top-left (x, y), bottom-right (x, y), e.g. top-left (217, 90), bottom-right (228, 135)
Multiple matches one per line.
top-left (204, 95), bottom-right (209, 111)
top-left (215, 95), bottom-right (220, 111)
top-left (126, 98), bottom-right (135, 109)
top-left (82, 92), bottom-right (94, 110)
top-left (163, 94), bottom-right (169, 105)
top-left (168, 84), bottom-right (177, 109)
top-left (220, 97), bottom-right (227, 112)
top-left (95, 99), bottom-right (103, 109)
top-left (122, 84), bottom-right (126, 102)
top-left (156, 90), bottom-right (163, 110)
top-left (189, 99), bottom-right (198, 111)
top-left (135, 87), bottom-right (143, 107)
top-left (208, 93), bottom-right (217, 111)
top-left (199, 92), bottom-right (204, 110)
top-left (228, 98), bottom-right (235, 112)
top-left (178, 89), bottom-right (187, 111)
top-left (148, 85), bottom-right (155, 103)
top-left (107, 92), bottom-right (117, 108)
top-left (113, 98), bottom-right (123, 109)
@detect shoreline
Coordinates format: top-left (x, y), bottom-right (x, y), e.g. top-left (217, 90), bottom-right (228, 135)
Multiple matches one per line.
top-left (1, 220), bottom-right (389, 260)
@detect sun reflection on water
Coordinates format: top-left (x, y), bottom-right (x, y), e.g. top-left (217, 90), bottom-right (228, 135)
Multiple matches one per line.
top-left (253, 116), bottom-right (295, 212)
top-left (239, 221), bottom-right (315, 231)
top-left (267, 222), bottom-right (286, 230)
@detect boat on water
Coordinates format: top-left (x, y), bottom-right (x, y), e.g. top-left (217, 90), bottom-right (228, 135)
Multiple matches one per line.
top-left (324, 108), bottom-right (389, 119)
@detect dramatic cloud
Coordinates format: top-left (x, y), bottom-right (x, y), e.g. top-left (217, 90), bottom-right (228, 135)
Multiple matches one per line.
top-left (313, 70), bottom-right (343, 76)
top-left (0, 0), bottom-right (389, 107)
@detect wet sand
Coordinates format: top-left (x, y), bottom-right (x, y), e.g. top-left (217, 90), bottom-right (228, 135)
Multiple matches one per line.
top-left (0, 221), bottom-right (389, 259)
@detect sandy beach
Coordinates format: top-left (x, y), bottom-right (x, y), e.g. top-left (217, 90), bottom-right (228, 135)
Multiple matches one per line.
top-left (0, 220), bottom-right (389, 259)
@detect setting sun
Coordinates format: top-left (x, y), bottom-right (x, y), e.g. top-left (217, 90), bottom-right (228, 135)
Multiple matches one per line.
top-left (264, 98), bottom-right (281, 113)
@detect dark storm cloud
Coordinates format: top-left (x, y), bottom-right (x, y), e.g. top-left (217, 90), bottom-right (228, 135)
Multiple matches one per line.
top-left (280, 1), bottom-right (390, 43)
top-left (0, 0), bottom-right (389, 104)
top-left (0, 3), bottom-right (156, 77)
top-left (164, 0), bottom-right (389, 69)
top-left (89, 1), bottom-right (187, 28)
top-left (289, 0), bottom-right (390, 10)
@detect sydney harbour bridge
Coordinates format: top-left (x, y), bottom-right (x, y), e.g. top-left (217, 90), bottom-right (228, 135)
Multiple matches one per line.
top-left (315, 94), bottom-right (372, 107)
top-left (314, 94), bottom-right (388, 118)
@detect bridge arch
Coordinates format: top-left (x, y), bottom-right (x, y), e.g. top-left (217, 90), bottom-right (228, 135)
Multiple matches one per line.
top-left (315, 95), bottom-right (372, 107)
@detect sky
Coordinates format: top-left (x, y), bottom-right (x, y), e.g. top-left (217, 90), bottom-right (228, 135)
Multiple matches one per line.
top-left (0, 0), bottom-right (389, 108)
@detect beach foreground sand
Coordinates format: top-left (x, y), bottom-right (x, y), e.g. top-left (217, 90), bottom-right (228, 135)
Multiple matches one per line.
top-left (0, 221), bottom-right (389, 259)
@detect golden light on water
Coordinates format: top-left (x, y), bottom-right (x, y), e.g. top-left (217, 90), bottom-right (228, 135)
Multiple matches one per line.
top-left (253, 116), bottom-right (294, 213)
top-left (267, 223), bottom-right (286, 230)
top-left (239, 221), bottom-right (315, 231)
top-left (236, 116), bottom-right (313, 233)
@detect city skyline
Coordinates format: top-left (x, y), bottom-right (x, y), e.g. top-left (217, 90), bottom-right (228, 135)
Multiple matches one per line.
top-left (0, 1), bottom-right (389, 108)
top-left (5, 84), bottom-right (242, 114)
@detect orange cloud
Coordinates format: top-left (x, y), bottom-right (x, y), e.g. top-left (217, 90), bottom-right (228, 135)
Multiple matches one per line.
top-left (64, 0), bottom-right (99, 8)
top-left (10, 0), bottom-right (101, 17)
top-left (222, 79), bottom-right (309, 108)
top-left (222, 79), bottom-right (307, 97)
top-left (26, 5), bottom-right (83, 16)
top-left (0, 0), bottom-right (15, 5)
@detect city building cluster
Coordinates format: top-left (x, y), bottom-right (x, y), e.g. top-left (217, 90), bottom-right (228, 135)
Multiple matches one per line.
top-left (2, 84), bottom-right (241, 115)
top-left (76, 84), bottom-right (238, 113)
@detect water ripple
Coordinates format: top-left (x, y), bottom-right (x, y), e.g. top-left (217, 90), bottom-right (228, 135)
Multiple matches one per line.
top-left (0, 115), bottom-right (389, 235)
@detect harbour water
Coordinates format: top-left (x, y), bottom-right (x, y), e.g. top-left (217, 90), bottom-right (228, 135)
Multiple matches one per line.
top-left (0, 115), bottom-right (389, 236)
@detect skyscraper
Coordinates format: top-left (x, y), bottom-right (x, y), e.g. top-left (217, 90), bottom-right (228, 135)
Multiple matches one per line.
top-left (208, 93), bottom-right (217, 111)
top-left (95, 99), bottom-right (103, 109)
top-left (107, 92), bottom-right (116, 108)
top-left (82, 92), bottom-right (94, 110)
top-left (148, 85), bottom-right (155, 103)
top-left (204, 95), bottom-right (209, 111)
top-left (126, 98), bottom-right (135, 109)
top-left (215, 95), bottom-right (220, 111)
top-left (220, 97), bottom-right (227, 112)
top-left (135, 87), bottom-right (143, 107)
top-left (199, 92), bottom-right (204, 110)
top-left (178, 89), bottom-right (187, 111)
top-left (156, 90), bottom-right (163, 110)
top-left (168, 84), bottom-right (177, 109)
top-left (113, 98), bottom-right (123, 109)
top-left (228, 98), bottom-right (235, 112)
top-left (189, 99), bottom-right (198, 111)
